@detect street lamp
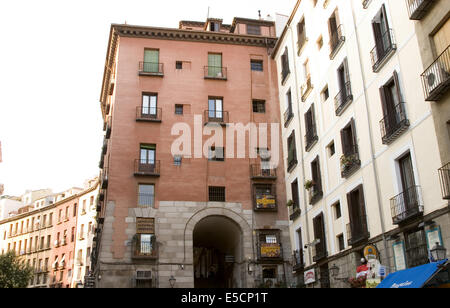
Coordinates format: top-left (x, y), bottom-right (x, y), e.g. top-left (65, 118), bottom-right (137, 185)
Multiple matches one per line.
top-left (329, 264), bottom-right (349, 283)
top-left (430, 242), bottom-right (447, 262)
top-left (169, 275), bottom-right (176, 288)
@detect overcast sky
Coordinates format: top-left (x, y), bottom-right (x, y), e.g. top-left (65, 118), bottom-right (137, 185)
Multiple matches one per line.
top-left (0, 0), bottom-right (294, 196)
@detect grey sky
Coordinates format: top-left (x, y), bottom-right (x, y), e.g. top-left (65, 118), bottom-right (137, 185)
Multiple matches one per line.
top-left (0, 0), bottom-right (294, 196)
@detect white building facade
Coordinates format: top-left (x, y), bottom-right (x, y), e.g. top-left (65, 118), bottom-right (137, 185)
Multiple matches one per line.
top-left (273, 0), bottom-right (450, 288)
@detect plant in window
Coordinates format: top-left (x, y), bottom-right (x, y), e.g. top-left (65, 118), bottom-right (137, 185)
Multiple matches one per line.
top-left (304, 180), bottom-right (314, 190)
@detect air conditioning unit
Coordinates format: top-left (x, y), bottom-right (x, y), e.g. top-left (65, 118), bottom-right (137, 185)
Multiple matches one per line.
top-left (426, 61), bottom-right (447, 93)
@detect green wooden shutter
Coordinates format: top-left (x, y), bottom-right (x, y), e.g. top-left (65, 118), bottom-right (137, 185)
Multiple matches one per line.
top-left (144, 50), bottom-right (159, 73)
top-left (208, 54), bottom-right (222, 77)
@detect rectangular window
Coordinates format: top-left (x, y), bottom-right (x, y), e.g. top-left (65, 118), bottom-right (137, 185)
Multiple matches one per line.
top-left (175, 104), bottom-right (184, 115)
top-left (333, 202), bottom-right (341, 219)
top-left (138, 184), bottom-right (155, 207)
top-left (173, 155), bottom-right (182, 166)
top-left (251, 60), bottom-right (263, 71)
top-left (143, 49), bottom-right (160, 73)
top-left (209, 186), bottom-right (226, 202)
top-left (337, 234), bottom-right (345, 252)
top-left (208, 97), bottom-right (223, 120)
top-left (176, 61), bottom-right (183, 69)
top-left (252, 100), bottom-right (266, 113)
top-left (247, 24), bottom-right (261, 35)
top-left (142, 93), bottom-right (158, 118)
top-left (327, 141), bottom-right (335, 157)
top-left (297, 18), bottom-right (307, 50)
top-left (208, 146), bottom-right (225, 162)
top-left (287, 131), bottom-right (297, 171)
top-left (281, 47), bottom-right (290, 82)
top-left (208, 53), bottom-right (223, 77)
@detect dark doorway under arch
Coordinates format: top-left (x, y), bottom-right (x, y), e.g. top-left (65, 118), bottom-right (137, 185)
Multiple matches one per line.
top-left (193, 215), bottom-right (243, 288)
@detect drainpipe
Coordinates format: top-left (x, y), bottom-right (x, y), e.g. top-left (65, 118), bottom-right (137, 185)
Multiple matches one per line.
top-left (349, 0), bottom-right (390, 265)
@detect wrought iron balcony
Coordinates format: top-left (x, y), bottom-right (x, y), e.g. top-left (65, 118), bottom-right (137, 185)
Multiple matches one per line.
top-left (421, 45), bottom-right (450, 101)
top-left (438, 162), bottom-right (450, 200)
top-left (204, 66), bottom-right (227, 80)
top-left (136, 107), bottom-right (162, 122)
top-left (329, 24), bottom-right (345, 60)
top-left (312, 239), bottom-right (327, 262)
top-left (250, 164), bottom-right (277, 180)
top-left (340, 146), bottom-right (361, 178)
top-left (100, 168), bottom-right (108, 189)
top-left (380, 102), bottom-right (410, 145)
top-left (301, 76), bottom-right (313, 102)
top-left (203, 110), bottom-right (229, 125)
top-left (390, 186), bottom-right (424, 225)
top-left (370, 29), bottom-right (397, 72)
top-left (304, 125), bottom-right (318, 152)
top-left (334, 81), bottom-right (353, 116)
top-left (138, 62), bottom-right (164, 76)
top-left (406, 0), bottom-right (435, 20)
top-left (292, 250), bottom-right (305, 271)
top-left (102, 139), bottom-right (108, 155)
top-left (132, 234), bottom-right (157, 260)
top-left (105, 116), bottom-right (112, 139)
top-left (289, 206), bottom-right (301, 221)
top-left (309, 185), bottom-right (323, 205)
top-left (347, 216), bottom-right (370, 246)
top-left (281, 67), bottom-right (290, 84)
top-left (284, 106), bottom-right (294, 127)
top-left (134, 160), bottom-right (161, 177)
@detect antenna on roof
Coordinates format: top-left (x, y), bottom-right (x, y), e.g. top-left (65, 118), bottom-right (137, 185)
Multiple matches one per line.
top-left (207, 6), bottom-right (210, 19)
top-left (258, 10), bottom-right (261, 19)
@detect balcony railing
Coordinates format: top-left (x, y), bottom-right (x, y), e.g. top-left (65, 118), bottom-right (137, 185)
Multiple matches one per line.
top-left (100, 168), bottom-right (108, 189)
top-left (105, 116), bottom-right (112, 139)
top-left (309, 184), bottom-right (323, 205)
top-left (312, 239), bottom-right (327, 262)
top-left (301, 76), bottom-right (313, 102)
top-left (289, 206), bottom-right (301, 221)
top-left (347, 215), bottom-right (370, 246)
top-left (380, 102), bottom-right (410, 145)
top-left (281, 67), bottom-right (290, 84)
top-left (136, 107), bottom-right (162, 122)
top-left (292, 250), bottom-right (304, 271)
top-left (340, 146), bottom-right (361, 178)
top-left (204, 66), bottom-right (227, 80)
top-left (421, 44), bottom-right (450, 101)
top-left (284, 106), bottom-right (294, 127)
top-left (203, 110), bottom-right (229, 125)
top-left (406, 0), bottom-right (435, 20)
top-left (334, 81), bottom-right (353, 116)
top-left (304, 125), bottom-right (318, 152)
top-left (329, 24), bottom-right (345, 60)
top-left (390, 186), bottom-right (424, 225)
top-left (250, 164), bottom-right (277, 179)
top-left (134, 160), bottom-right (161, 177)
top-left (370, 29), bottom-right (397, 72)
top-left (138, 62), bottom-right (164, 76)
top-left (438, 162), bottom-right (450, 200)
top-left (132, 234), bottom-right (157, 259)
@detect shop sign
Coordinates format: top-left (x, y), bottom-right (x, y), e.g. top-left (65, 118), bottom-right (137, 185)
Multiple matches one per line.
top-left (256, 195), bottom-right (276, 209)
top-left (260, 243), bottom-right (281, 258)
top-left (304, 269), bottom-right (316, 285)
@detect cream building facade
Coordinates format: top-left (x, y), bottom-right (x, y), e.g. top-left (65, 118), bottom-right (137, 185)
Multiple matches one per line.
top-left (273, 0), bottom-right (450, 288)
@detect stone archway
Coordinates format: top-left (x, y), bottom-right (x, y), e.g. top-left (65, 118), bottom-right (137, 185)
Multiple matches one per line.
top-left (184, 207), bottom-right (254, 288)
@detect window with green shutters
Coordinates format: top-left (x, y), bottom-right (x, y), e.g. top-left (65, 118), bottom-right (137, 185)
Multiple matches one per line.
top-left (208, 53), bottom-right (222, 77)
top-left (144, 49), bottom-right (160, 73)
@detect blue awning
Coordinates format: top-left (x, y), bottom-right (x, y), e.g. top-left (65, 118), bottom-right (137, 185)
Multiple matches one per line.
top-left (377, 260), bottom-right (448, 289)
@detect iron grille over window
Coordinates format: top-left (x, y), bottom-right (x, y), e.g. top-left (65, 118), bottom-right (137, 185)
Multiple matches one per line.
top-left (209, 187), bottom-right (225, 202)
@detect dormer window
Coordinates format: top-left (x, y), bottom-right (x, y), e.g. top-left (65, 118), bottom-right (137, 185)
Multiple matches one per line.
top-left (210, 22), bottom-right (220, 32)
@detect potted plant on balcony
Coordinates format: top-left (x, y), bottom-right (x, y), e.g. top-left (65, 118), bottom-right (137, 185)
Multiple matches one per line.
top-left (348, 276), bottom-right (367, 288)
top-left (286, 200), bottom-right (294, 207)
top-left (304, 180), bottom-right (314, 191)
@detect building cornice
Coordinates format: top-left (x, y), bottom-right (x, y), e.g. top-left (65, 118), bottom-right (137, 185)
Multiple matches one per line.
top-left (99, 23), bottom-right (278, 108)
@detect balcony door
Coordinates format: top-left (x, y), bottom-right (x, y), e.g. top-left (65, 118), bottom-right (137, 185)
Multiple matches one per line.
top-left (337, 58), bottom-right (350, 102)
top-left (142, 94), bottom-right (157, 118)
top-left (433, 18), bottom-right (450, 56)
top-left (139, 144), bottom-right (156, 172)
top-left (208, 97), bottom-right (223, 120)
top-left (372, 5), bottom-right (391, 57)
top-left (144, 49), bottom-right (160, 73)
top-left (208, 53), bottom-right (222, 77)
top-left (398, 153), bottom-right (417, 215)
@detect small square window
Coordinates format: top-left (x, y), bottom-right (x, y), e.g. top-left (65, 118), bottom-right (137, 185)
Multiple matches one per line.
top-left (251, 60), bottom-right (263, 71)
top-left (174, 155), bottom-right (182, 166)
top-left (176, 61), bottom-right (183, 69)
top-left (175, 105), bottom-right (183, 115)
top-left (209, 186), bottom-right (225, 202)
top-left (252, 100), bottom-right (266, 113)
